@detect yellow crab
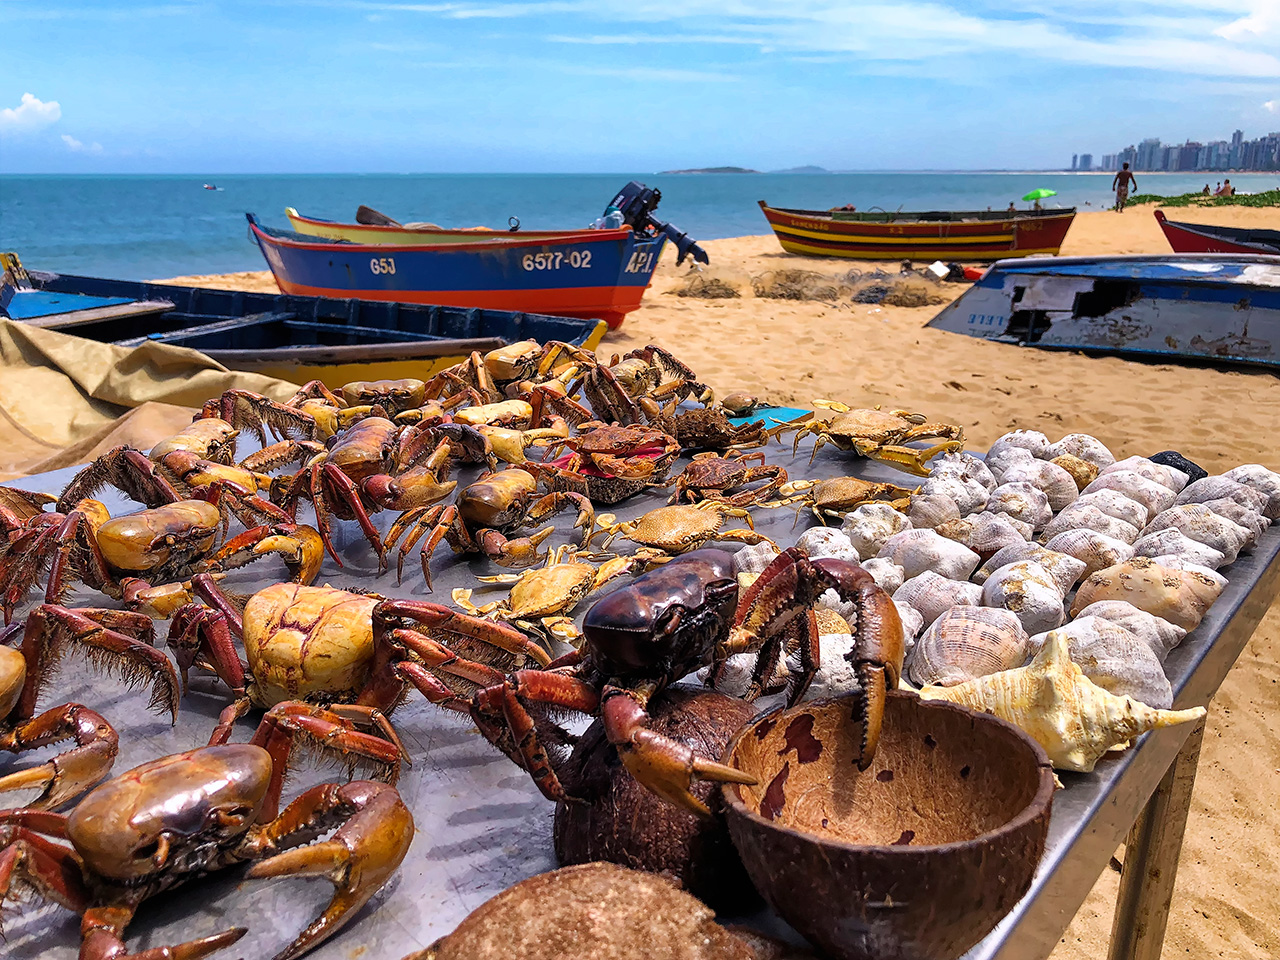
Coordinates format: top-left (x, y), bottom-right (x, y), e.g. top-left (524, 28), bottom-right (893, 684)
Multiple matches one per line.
top-left (778, 400), bottom-right (964, 475)
top-left (591, 502), bottom-right (775, 563)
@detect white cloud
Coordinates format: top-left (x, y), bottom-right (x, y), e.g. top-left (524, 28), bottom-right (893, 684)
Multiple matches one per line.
top-left (1266, 99), bottom-right (1278, 112)
top-left (61, 133), bottom-right (103, 154)
top-left (0, 93), bottom-right (61, 134)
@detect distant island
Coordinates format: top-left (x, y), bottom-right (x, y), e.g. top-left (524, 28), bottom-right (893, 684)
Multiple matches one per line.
top-left (771, 165), bottom-right (829, 174)
top-left (659, 166), bottom-right (759, 174)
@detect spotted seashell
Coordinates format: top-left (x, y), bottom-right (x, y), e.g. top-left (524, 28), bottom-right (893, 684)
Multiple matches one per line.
top-left (893, 571), bottom-right (983, 627)
top-left (1027, 617), bottom-right (1172, 709)
top-left (1074, 599), bottom-right (1188, 660)
top-left (879, 529), bottom-right (982, 581)
top-left (1069, 557), bottom-right (1225, 631)
top-left (893, 599), bottom-right (926, 653)
top-left (935, 513), bottom-right (1030, 561)
top-left (841, 503), bottom-right (912, 560)
top-left (999, 459), bottom-right (1079, 512)
top-left (907, 607), bottom-right (1030, 687)
top-left (984, 445), bottom-right (1037, 482)
top-left (1141, 504), bottom-right (1251, 566)
top-left (1175, 476), bottom-right (1269, 515)
top-left (1133, 528), bottom-right (1227, 570)
top-left (1044, 529), bottom-right (1136, 578)
top-left (1201, 498), bottom-right (1268, 545)
top-left (928, 450), bottom-right (997, 491)
top-left (1048, 434), bottom-right (1116, 469)
top-left (1223, 464), bottom-right (1280, 520)
top-left (906, 493), bottom-right (962, 529)
top-left (1069, 489), bottom-right (1152, 529)
top-left (980, 560), bottom-right (1066, 635)
top-left (988, 429), bottom-right (1053, 462)
top-left (1100, 456), bottom-right (1189, 493)
top-left (985, 481), bottom-right (1053, 531)
top-left (1040, 504), bottom-right (1141, 545)
top-left (1142, 556), bottom-right (1229, 588)
top-left (974, 543), bottom-right (1087, 594)
top-left (733, 541), bottom-right (779, 576)
top-left (1082, 471), bottom-right (1178, 520)
top-left (860, 557), bottom-right (906, 595)
top-left (1051, 454), bottom-right (1100, 491)
top-left (919, 474), bottom-right (989, 517)
top-left (795, 526), bottom-right (860, 563)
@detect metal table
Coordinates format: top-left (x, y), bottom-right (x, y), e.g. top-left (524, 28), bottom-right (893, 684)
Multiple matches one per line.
top-left (4, 442), bottom-right (1275, 960)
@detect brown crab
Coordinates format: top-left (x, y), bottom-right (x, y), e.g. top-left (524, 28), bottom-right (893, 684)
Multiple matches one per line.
top-left (526, 422), bottom-right (681, 505)
top-left (592, 502), bottom-right (775, 562)
top-left (777, 400), bottom-right (965, 475)
top-left (641, 400), bottom-right (769, 452)
top-left (766, 475), bottom-right (919, 523)
top-left (569, 344), bottom-right (714, 425)
top-left (0, 701), bottom-right (413, 960)
top-left (668, 451), bottom-right (788, 507)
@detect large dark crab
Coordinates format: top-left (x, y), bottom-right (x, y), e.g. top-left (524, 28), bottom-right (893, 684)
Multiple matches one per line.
top-left (0, 701), bottom-right (414, 960)
top-left (469, 547), bottom-right (904, 815)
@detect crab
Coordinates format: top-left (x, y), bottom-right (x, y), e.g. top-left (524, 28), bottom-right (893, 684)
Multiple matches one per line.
top-left (668, 451), bottom-right (788, 507)
top-left (388, 468), bottom-right (594, 588)
top-left (525, 422), bottom-right (681, 505)
top-left (452, 545), bottom-right (638, 644)
top-left (591, 502), bottom-right (775, 562)
top-left (0, 492), bottom-right (324, 621)
top-left (148, 417), bottom-right (242, 464)
top-left (765, 475), bottom-right (919, 523)
top-left (0, 627), bottom-right (119, 810)
top-left (168, 574), bottom-right (553, 716)
top-left (569, 345), bottom-right (715, 425)
top-left (776, 400), bottom-right (965, 475)
top-left (641, 400), bottom-right (769, 452)
top-left (0, 701), bottom-right (414, 960)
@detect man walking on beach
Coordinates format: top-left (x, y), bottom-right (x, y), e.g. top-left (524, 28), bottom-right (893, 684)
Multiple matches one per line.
top-left (1112, 162), bottom-right (1136, 212)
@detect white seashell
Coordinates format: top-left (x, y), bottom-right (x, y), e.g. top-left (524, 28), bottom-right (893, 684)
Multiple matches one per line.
top-left (980, 560), bottom-right (1066, 635)
top-left (816, 587), bottom-right (856, 624)
top-left (701, 652), bottom-right (757, 698)
top-left (1223, 464), bottom-right (1280, 520)
top-left (907, 607), bottom-right (1030, 687)
top-left (1143, 556), bottom-right (1229, 588)
top-left (928, 450), bottom-right (997, 491)
top-left (1051, 454), bottom-right (1101, 492)
top-left (1074, 600), bottom-right (1188, 660)
top-left (1133, 528), bottom-right (1227, 570)
top-left (935, 513), bottom-right (1031, 560)
top-left (1083, 471), bottom-right (1177, 518)
top-left (1200, 498), bottom-right (1268, 545)
top-left (906, 493), bottom-right (962, 529)
top-left (878, 529), bottom-right (981, 580)
top-left (985, 481), bottom-right (1053, 530)
top-left (1141, 504), bottom-right (1250, 565)
top-left (1040, 504), bottom-right (1141, 545)
top-left (1101, 456), bottom-right (1188, 493)
top-left (999, 459), bottom-right (1080, 512)
top-left (841, 503), bottom-right (912, 560)
top-left (1027, 617), bottom-right (1172, 708)
top-left (893, 571), bottom-right (983, 627)
top-left (1044, 529), bottom-right (1136, 578)
top-left (1175, 476), bottom-right (1269, 515)
top-left (733, 541), bottom-right (779, 576)
top-left (919, 475), bottom-right (989, 516)
top-left (1070, 489), bottom-right (1154, 529)
top-left (1070, 557), bottom-right (1225, 631)
top-left (795, 526), bottom-right (860, 563)
top-left (988, 429), bottom-right (1052, 462)
top-left (787, 631), bottom-right (860, 701)
top-left (975, 543), bottom-right (1087, 594)
top-left (984, 445), bottom-right (1037, 482)
top-left (893, 599), bottom-right (926, 654)
top-left (1048, 434), bottom-right (1116, 469)
top-left (860, 557), bottom-right (906, 594)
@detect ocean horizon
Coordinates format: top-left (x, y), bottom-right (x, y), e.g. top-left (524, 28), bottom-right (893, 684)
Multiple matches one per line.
top-left (3, 171), bottom-right (1277, 280)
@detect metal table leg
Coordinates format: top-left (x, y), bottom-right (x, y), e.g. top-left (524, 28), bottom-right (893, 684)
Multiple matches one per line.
top-left (1106, 718), bottom-right (1207, 960)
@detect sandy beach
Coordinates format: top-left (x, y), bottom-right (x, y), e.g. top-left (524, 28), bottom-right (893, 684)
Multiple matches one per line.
top-left (160, 202), bottom-right (1280, 958)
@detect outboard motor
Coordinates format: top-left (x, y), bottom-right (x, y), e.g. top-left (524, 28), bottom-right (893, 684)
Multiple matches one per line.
top-left (605, 182), bottom-right (709, 266)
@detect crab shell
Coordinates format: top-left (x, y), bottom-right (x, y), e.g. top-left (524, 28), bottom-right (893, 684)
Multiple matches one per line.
top-left (148, 418), bottom-right (239, 463)
top-left (507, 563), bottom-right (600, 618)
top-left (459, 469), bottom-right (539, 528)
top-left (242, 583), bottom-right (379, 707)
top-left (96, 500), bottom-right (222, 573)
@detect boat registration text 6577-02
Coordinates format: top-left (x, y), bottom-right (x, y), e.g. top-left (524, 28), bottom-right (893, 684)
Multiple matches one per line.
top-left (522, 250), bottom-right (594, 271)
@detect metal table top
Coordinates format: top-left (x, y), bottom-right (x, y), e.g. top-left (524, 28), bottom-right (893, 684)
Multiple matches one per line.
top-left (4, 441), bottom-right (1275, 960)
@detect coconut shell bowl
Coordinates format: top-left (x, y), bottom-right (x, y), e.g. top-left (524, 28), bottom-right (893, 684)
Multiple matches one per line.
top-left (721, 691), bottom-right (1055, 960)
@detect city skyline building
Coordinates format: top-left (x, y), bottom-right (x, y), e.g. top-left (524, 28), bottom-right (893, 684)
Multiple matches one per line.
top-left (1071, 128), bottom-right (1280, 172)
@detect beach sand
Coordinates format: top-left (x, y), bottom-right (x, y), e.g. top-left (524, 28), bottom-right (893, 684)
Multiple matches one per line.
top-left (167, 202), bottom-right (1280, 958)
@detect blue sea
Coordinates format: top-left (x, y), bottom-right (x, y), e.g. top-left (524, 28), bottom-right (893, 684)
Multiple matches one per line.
top-left (2, 171), bottom-right (1278, 280)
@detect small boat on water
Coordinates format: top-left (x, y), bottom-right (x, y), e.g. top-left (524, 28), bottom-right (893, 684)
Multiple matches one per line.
top-left (0, 253), bottom-right (606, 384)
top-left (926, 253), bottom-right (1280, 368)
top-left (758, 201), bottom-right (1076, 261)
top-left (1154, 210), bottom-right (1280, 256)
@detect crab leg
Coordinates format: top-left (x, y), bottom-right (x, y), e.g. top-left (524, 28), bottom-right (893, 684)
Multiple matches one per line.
top-left (167, 604), bottom-right (248, 697)
top-left (0, 822), bottom-right (92, 914)
top-left (81, 902), bottom-right (247, 960)
top-left (0, 703), bottom-right (119, 809)
top-left (852, 439), bottom-right (965, 476)
top-left (376, 599), bottom-right (553, 667)
top-left (243, 780), bottom-right (414, 960)
top-left (56, 446), bottom-right (183, 511)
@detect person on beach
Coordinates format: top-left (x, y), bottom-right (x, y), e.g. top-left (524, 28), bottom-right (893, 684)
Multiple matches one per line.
top-left (1007, 202), bottom-right (1016, 212)
top-left (1216, 179), bottom-right (1233, 196)
top-left (1203, 184), bottom-right (1211, 195)
top-left (1112, 162), bottom-right (1136, 212)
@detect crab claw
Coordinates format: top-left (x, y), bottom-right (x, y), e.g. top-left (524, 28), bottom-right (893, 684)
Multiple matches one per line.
top-left (246, 781), bottom-right (414, 960)
top-left (208, 523), bottom-right (324, 585)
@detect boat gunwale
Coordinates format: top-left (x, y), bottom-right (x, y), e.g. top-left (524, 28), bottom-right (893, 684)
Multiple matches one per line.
top-left (758, 200), bottom-right (1077, 225)
top-left (285, 208), bottom-right (627, 243)
top-left (249, 217), bottom-right (646, 255)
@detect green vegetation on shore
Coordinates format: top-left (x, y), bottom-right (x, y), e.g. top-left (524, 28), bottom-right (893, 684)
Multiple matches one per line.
top-left (1129, 188), bottom-right (1280, 208)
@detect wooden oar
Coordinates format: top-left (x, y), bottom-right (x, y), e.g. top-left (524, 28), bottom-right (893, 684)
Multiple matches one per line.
top-left (356, 205), bottom-right (401, 227)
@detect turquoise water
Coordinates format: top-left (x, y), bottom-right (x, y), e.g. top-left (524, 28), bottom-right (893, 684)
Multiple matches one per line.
top-left (2, 172), bottom-right (1277, 280)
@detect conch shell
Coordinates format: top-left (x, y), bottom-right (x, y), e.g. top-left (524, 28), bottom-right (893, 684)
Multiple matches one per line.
top-left (1083, 470), bottom-right (1178, 518)
top-left (1043, 528), bottom-right (1135, 578)
top-left (1069, 557), bottom-right (1224, 631)
top-left (919, 474), bottom-right (989, 516)
top-left (1223, 464), bottom-right (1280, 520)
top-left (919, 631), bottom-right (1205, 772)
top-left (860, 557), bottom-right (906, 594)
top-left (1048, 433), bottom-right (1116, 469)
top-left (1175, 476), bottom-right (1269, 514)
top-left (1051, 454), bottom-right (1100, 491)
top-left (985, 481), bottom-right (1053, 530)
top-left (928, 450), bottom-right (997, 491)
top-left (1132, 528), bottom-right (1226, 570)
top-left (907, 493), bottom-right (962, 529)
top-left (974, 542), bottom-right (1087, 594)
top-left (987, 429), bottom-right (1052, 462)
top-left (1073, 599), bottom-right (1187, 660)
top-left (1027, 617), bottom-right (1173, 708)
top-left (795, 526), bottom-right (860, 563)
top-left (878, 529), bottom-right (981, 581)
top-left (980, 560), bottom-right (1066, 635)
top-left (1141, 504), bottom-right (1250, 566)
top-left (1201, 498), bottom-right (1268, 544)
top-left (1069, 489), bottom-right (1151, 530)
top-left (984, 445), bottom-right (1037, 482)
top-left (1041, 504), bottom-right (1141, 545)
top-left (907, 606), bottom-right (1029, 687)
top-left (841, 503), bottom-right (912, 560)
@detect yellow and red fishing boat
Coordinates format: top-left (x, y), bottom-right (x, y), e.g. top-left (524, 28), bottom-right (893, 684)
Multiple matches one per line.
top-left (759, 200), bottom-right (1075, 261)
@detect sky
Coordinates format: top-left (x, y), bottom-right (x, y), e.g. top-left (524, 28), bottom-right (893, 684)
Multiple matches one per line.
top-left (1, 0), bottom-right (1279, 173)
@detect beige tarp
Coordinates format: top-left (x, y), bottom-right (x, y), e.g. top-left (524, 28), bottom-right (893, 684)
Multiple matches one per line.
top-left (0, 319), bottom-right (299, 480)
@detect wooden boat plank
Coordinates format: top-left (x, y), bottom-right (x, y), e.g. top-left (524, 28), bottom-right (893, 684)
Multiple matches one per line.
top-left (15, 299), bottom-right (176, 329)
top-left (112, 311), bottom-right (296, 348)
